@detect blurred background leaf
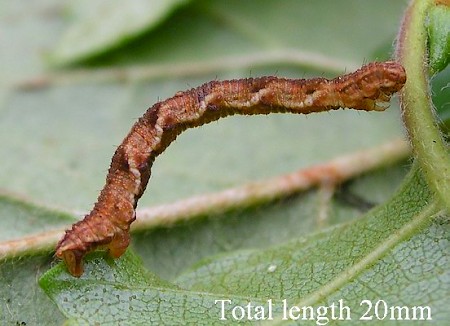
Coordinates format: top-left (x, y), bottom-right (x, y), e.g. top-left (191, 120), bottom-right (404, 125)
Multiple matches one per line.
top-left (1, 0), bottom-right (448, 324)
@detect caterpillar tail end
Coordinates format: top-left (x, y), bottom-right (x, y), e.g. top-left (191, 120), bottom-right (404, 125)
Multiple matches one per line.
top-left (57, 248), bottom-right (85, 277)
top-left (55, 227), bottom-right (131, 277)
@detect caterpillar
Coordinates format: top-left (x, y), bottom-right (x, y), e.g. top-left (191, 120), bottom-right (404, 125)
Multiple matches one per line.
top-left (56, 61), bottom-right (406, 277)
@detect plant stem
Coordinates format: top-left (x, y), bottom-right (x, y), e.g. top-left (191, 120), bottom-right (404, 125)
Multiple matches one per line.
top-left (396, 0), bottom-right (450, 211)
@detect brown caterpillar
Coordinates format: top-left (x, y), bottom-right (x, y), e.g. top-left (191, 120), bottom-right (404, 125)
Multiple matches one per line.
top-left (56, 61), bottom-right (406, 277)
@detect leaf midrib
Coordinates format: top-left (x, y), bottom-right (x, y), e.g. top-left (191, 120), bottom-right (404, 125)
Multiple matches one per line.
top-left (264, 200), bottom-right (440, 325)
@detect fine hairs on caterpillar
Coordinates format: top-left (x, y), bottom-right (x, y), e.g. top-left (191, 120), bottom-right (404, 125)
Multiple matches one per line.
top-left (56, 61), bottom-right (406, 277)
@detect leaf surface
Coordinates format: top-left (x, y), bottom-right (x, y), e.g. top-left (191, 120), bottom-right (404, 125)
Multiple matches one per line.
top-left (51, 0), bottom-right (190, 65)
top-left (1, 0), bottom-right (448, 324)
top-left (39, 168), bottom-right (449, 324)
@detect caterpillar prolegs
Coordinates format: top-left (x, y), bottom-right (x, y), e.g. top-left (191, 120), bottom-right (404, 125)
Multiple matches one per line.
top-left (56, 61), bottom-right (406, 277)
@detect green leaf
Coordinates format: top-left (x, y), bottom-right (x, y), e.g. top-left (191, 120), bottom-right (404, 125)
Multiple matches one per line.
top-left (427, 2), bottom-right (450, 74)
top-left (39, 167), bottom-right (449, 324)
top-left (1, 0), bottom-right (448, 324)
top-left (0, 194), bottom-right (76, 325)
top-left (0, 193), bottom-right (74, 241)
top-left (40, 250), bottom-right (260, 325)
top-left (1, 0), bottom-right (409, 212)
top-left (50, 0), bottom-right (190, 66)
top-left (0, 255), bottom-right (67, 325)
top-left (432, 65), bottom-right (450, 122)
